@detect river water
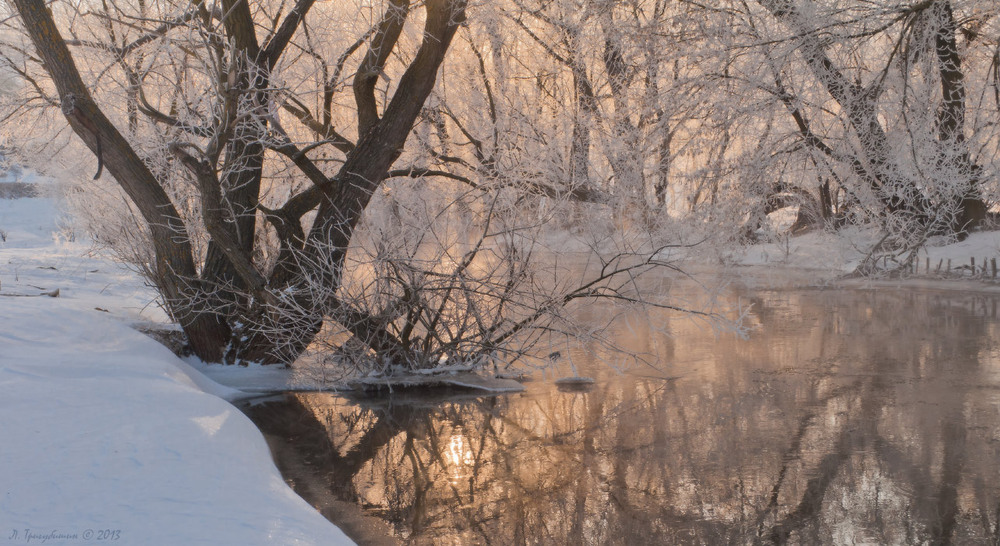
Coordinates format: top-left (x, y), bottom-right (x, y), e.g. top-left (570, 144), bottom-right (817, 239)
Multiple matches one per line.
top-left (242, 286), bottom-right (1000, 545)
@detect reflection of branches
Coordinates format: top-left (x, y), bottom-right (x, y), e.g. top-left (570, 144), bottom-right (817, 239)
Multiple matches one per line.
top-left (928, 412), bottom-right (966, 545)
top-left (245, 290), bottom-right (1000, 544)
top-left (246, 395), bottom-right (413, 503)
top-left (753, 378), bottom-right (864, 542)
top-left (769, 424), bottom-right (858, 544)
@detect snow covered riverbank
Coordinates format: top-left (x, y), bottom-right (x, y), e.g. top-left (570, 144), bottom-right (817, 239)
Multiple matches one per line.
top-left (1, 194), bottom-right (352, 544)
top-left (725, 226), bottom-right (1000, 290)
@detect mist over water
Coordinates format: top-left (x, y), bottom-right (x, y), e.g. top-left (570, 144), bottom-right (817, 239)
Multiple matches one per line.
top-left (244, 287), bottom-right (1000, 545)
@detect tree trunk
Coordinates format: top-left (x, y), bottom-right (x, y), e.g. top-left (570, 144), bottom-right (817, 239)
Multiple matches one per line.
top-left (12, 0), bottom-right (228, 361)
top-left (569, 66), bottom-right (595, 190)
top-left (933, 0), bottom-right (986, 238)
top-left (602, 19), bottom-right (646, 208)
top-left (232, 0), bottom-right (469, 365)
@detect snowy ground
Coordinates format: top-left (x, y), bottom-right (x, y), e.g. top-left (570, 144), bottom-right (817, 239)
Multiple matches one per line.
top-left (724, 224), bottom-right (1000, 292)
top-left (1, 185), bottom-right (352, 544)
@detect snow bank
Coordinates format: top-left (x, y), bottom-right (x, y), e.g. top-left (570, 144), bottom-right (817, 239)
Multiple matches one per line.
top-left (0, 195), bottom-right (353, 545)
top-left (0, 298), bottom-right (352, 545)
top-left (724, 227), bottom-right (872, 274)
top-left (723, 226), bottom-right (1000, 291)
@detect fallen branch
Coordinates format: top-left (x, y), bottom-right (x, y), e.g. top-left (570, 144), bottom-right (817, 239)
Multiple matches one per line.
top-left (0, 288), bottom-right (60, 297)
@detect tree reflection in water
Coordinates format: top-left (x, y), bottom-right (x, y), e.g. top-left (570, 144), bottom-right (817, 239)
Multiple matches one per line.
top-left (244, 289), bottom-right (1000, 545)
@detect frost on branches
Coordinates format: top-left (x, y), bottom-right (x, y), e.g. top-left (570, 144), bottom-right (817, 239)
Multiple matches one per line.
top-left (2, 0), bottom-right (992, 369)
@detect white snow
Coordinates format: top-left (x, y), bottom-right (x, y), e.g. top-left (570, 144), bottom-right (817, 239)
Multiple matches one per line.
top-left (722, 225), bottom-right (1000, 292)
top-left (346, 371), bottom-right (526, 393)
top-left (1, 193), bottom-right (353, 544)
top-left (186, 360), bottom-right (308, 394)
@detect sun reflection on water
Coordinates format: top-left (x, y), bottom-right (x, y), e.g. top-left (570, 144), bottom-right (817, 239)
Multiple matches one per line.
top-left (446, 433), bottom-right (474, 484)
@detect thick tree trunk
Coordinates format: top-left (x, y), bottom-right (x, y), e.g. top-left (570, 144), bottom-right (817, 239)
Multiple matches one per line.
top-left (231, 0), bottom-right (469, 365)
top-left (196, 0), bottom-right (317, 363)
top-left (933, 0), bottom-right (986, 238)
top-left (12, 0), bottom-right (228, 361)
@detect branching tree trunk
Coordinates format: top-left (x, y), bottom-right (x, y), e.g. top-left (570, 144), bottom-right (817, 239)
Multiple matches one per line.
top-left (9, 0), bottom-right (469, 364)
top-left (244, 0), bottom-right (469, 364)
top-left (757, 0), bottom-right (928, 219)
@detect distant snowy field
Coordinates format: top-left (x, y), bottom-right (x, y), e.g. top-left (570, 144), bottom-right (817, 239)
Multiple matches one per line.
top-left (1, 182), bottom-right (352, 544)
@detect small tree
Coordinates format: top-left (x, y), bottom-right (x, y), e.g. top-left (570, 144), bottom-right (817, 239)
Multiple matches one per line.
top-left (262, 181), bottom-right (733, 381)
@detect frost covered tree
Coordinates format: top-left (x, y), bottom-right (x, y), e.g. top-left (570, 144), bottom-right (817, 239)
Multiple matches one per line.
top-left (11, 0), bottom-right (990, 369)
top-left (756, 0), bottom-right (993, 252)
top-left (2, 0), bottom-right (724, 370)
top-left (469, 0), bottom-right (712, 218)
top-left (473, 0), bottom-right (1000, 256)
top-left (4, 0), bottom-right (471, 363)
top-left (700, 0), bottom-right (1000, 263)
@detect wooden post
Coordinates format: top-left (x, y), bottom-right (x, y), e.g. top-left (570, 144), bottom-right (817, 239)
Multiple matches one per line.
top-left (947, 259), bottom-right (951, 273)
top-left (936, 259), bottom-right (943, 273)
top-left (992, 258), bottom-right (997, 279)
top-left (926, 257), bottom-right (930, 274)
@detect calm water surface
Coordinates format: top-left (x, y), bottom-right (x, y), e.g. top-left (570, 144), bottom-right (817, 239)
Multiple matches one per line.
top-left (242, 287), bottom-right (1000, 545)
